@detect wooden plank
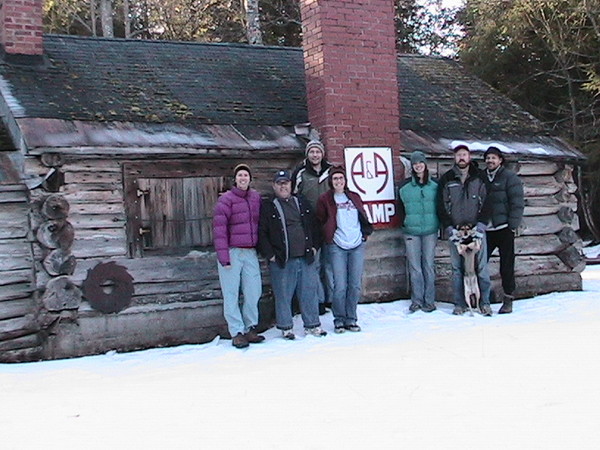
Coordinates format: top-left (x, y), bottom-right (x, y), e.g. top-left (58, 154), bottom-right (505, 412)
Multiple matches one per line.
top-left (522, 175), bottom-right (563, 196)
top-left (0, 314), bottom-right (39, 340)
top-left (64, 171), bottom-right (121, 184)
top-left (71, 254), bottom-right (218, 283)
top-left (69, 202), bottom-right (124, 215)
top-left (0, 242), bottom-right (32, 271)
top-left (516, 162), bottom-right (559, 176)
top-left (0, 283), bottom-right (34, 302)
top-left (61, 160), bottom-right (121, 173)
top-left (62, 189), bottom-right (123, 204)
top-left (521, 214), bottom-right (568, 235)
top-left (0, 332), bottom-right (41, 352)
top-left (0, 269), bottom-right (32, 286)
top-left (69, 213), bottom-right (126, 229)
top-left (0, 190), bottom-right (28, 203)
top-left (0, 298), bottom-right (36, 320)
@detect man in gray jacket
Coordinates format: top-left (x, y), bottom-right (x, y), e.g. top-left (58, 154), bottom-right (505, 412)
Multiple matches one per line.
top-left (483, 147), bottom-right (524, 314)
top-left (292, 140), bottom-right (333, 314)
top-left (437, 145), bottom-right (493, 316)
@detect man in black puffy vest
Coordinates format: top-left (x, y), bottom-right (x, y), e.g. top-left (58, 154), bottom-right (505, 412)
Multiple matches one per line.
top-left (483, 147), bottom-right (525, 314)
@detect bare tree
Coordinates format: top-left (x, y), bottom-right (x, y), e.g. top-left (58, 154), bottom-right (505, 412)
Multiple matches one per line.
top-left (243, 0), bottom-right (263, 45)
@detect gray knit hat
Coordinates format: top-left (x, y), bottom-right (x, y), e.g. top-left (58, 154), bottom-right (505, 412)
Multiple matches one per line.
top-left (410, 151), bottom-right (427, 165)
top-left (305, 140), bottom-right (325, 156)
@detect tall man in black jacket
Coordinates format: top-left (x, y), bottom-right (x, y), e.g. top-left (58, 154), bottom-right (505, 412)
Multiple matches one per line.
top-left (483, 147), bottom-right (525, 314)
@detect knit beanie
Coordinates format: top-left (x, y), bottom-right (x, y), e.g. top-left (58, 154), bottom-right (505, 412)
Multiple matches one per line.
top-left (305, 140), bottom-right (325, 157)
top-left (410, 151), bottom-right (427, 165)
top-left (233, 163), bottom-right (252, 180)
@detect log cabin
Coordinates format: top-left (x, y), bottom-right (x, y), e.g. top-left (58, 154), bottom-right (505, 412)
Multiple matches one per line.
top-left (0, 0), bottom-right (585, 362)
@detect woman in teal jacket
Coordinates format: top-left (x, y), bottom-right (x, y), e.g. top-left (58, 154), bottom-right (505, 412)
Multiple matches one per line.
top-left (398, 151), bottom-right (440, 313)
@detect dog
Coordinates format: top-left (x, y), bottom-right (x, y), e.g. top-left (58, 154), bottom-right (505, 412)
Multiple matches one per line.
top-left (450, 225), bottom-right (483, 316)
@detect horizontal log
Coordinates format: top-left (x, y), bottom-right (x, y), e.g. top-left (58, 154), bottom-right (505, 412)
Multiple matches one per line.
top-left (63, 189), bottom-right (123, 204)
top-left (0, 298), bottom-right (36, 320)
top-left (521, 214), bottom-right (569, 235)
top-left (0, 314), bottom-right (39, 341)
top-left (130, 279), bottom-right (221, 297)
top-left (0, 191), bottom-right (28, 203)
top-left (64, 171), bottom-right (122, 185)
top-left (71, 239), bottom-right (127, 259)
top-left (0, 226), bottom-right (28, 240)
top-left (516, 162), bottom-right (559, 176)
top-left (68, 213), bottom-right (126, 229)
top-left (61, 160), bottom-right (121, 173)
top-left (72, 253), bottom-right (218, 283)
top-left (0, 283), bottom-right (34, 302)
top-left (0, 332), bottom-right (41, 352)
top-left (0, 346), bottom-right (43, 363)
top-left (0, 269), bottom-right (32, 286)
top-left (0, 243), bottom-right (32, 271)
top-left (69, 202), bottom-right (124, 215)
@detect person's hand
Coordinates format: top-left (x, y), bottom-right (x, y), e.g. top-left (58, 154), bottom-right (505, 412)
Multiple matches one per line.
top-left (476, 222), bottom-right (487, 234)
top-left (223, 264), bottom-right (232, 270)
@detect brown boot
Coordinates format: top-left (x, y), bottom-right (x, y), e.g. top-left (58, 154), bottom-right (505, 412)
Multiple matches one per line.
top-left (499, 294), bottom-right (514, 314)
top-left (232, 332), bottom-right (249, 348)
top-left (244, 327), bottom-right (265, 344)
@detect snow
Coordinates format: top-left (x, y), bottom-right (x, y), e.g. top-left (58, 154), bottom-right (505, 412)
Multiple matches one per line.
top-left (3, 266), bottom-right (600, 449)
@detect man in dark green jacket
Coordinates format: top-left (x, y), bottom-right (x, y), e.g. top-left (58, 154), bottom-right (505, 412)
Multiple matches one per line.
top-left (483, 147), bottom-right (525, 314)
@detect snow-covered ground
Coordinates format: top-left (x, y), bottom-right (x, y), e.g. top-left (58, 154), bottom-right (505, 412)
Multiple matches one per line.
top-left (3, 264), bottom-right (600, 450)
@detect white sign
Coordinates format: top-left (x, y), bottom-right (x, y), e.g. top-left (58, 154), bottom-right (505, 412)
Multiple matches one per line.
top-left (344, 147), bottom-right (398, 227)
top-left (344, 147), bottom-right (395, 201)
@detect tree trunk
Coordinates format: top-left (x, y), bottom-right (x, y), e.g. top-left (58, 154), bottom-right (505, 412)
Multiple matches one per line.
top-left (244, 0), bottom-right (263, 45)
top-left (100, 0), bottom-right (114, 38)
top-left (124, 0), bottom-right (131, 38)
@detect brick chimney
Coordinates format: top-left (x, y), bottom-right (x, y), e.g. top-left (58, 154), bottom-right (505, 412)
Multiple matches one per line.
top-left (299, 0), bottom-right (401, 167)
top-left (0, 0), bottom-right (43, 57)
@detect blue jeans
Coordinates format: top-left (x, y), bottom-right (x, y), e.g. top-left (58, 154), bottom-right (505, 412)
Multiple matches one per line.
top-left (269, 257), bottom-right (320, 330)
top-left (217, 247), bottom-right (262, 336)
top-left (328, 242), bottom-right (365, 327)
top-left (404, 232), bottom-right (437, 307)
top-left (314, 247), bottom-right (334, 304)
top-left (449, 233), bottom-right (491, 307)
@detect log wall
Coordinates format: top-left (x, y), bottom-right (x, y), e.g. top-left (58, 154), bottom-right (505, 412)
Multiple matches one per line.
top-left (0, 183), bottom-right (41, 362)
top-left (20, 152), bottom-right (302, 360)
top-left (0, 152), bottom-right (583, 361)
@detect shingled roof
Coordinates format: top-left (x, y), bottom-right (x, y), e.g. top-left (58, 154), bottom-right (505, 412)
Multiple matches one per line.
top-left (0, 34), bottom-right (584, 160)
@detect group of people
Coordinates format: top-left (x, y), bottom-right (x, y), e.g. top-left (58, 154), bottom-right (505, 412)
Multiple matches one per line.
top-left (398, 144), bottom-right (524, 317)
top-left (213, 141), bottom-right (372, 348)
top-left (213, 140), bottom-right (524, 349)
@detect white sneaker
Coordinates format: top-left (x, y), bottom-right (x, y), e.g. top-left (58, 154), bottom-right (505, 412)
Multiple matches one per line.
top-left (282, 329), bottom-right (296, 340)
top-left (305, 326), bottom-right (327, 337)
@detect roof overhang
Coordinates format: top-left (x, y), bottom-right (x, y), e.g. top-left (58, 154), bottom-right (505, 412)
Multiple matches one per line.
top-left (400, 131), bottom-right (586, 163)
top-left (16, 118), bottom-right (305, 157)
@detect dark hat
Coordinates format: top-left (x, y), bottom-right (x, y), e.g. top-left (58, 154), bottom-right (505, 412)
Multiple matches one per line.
top-left (233, 163), bottom-right (252, 179)
top-left (484, 146), bottom-right (504, 160)
top-left (328, 165), bottom-right (346, 189)
top-left (305, 140), bottom-right (325, 156)
top-left (453, 144), bottom-right (470, 152)
top-left (410, 151), bottom-right (427, 165)
top-left (273, 169), bottom-right (291, 183)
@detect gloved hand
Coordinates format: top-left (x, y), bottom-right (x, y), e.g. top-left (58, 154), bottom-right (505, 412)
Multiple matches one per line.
top-left (476, 222), bottom-right (487, 234)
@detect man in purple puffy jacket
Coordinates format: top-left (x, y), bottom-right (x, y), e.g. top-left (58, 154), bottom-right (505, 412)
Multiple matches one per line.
top-left (213, 164), bottom-right (264, 348)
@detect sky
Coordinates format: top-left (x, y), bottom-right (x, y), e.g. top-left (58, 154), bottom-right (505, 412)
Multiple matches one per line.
top-left (2, 245), bottom-right (600, 449)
